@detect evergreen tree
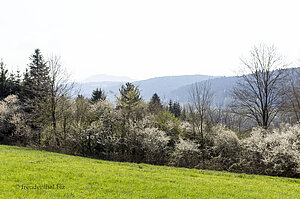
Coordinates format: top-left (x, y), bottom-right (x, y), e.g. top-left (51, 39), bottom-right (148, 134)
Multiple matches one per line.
top-left (168, 100), bottom-right (173, 113)
top-left (168, 100), bottom-right (181, 118)
top-left (91, 88), bottom-right (106, 102)
top-left (117, 82), bottom-right (142, 122)
top-left (22, 49), bottom-right (51, 145)
top-left (19, 69), bottom-right (30, 101)
top-left (0, 60), bottom-right (22, 100)
top-left (13, 70), bottom-right (22, 94)
top-left (0, 60), bottom-right (10, 100)
top-left (7, 71), bottom-right (22, 96)
top-left (172, 101), bottom-right (182, 118)
top-left (148, 93), bottom-right (163, 114)
top-left (23, 49), bottom-right (50, 100)
top-left (117, 82), bottom-right (143, 159)
top-left (117, 82), bottom-right (142, 111)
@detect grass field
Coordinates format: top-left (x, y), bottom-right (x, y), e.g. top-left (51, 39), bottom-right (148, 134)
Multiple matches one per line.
top-left (0, 145), bottom-right (300, 198)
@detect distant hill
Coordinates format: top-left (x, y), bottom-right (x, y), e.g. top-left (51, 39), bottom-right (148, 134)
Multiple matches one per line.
top-left (169, 76), bottom-right (240, 106)
top-left (132, 75), bottom-right (217, 102)
top-left (82, 74), bottom-right (135, 83)
top-left (73, 68), bottom-right (300, 106)
top-left (76, 74), bottom-right (218, 102)
top-left (75, 81), bottom-right (124, 100)
top-left (169, 68), bottom-right (297, 106)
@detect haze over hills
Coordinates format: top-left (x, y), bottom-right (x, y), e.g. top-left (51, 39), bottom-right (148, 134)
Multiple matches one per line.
top-left (76, 74), bottom-right (237, 105)
top-left (131, 75), bottom-right (218, 102)
top-left (82, 74), bottom-right (135, 83)
top-left (169, 76), bottom-right (239, 106)
top-left (78, 67), bottom-right (298, 105)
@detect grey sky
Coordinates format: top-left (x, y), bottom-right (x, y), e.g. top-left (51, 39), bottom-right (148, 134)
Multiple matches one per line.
top-left (1, 0), bottom-right (300, 80)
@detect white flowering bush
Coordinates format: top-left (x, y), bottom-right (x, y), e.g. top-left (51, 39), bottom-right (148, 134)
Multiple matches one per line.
top-left (180, 121), bottom-right (194, 139)
top-left (89, 100), bottom-right (117, 121)
top-left (169, 124), bottom-right (241, 170)
top-left (170, 138), bottom-right (201, 168)
top-left (68, 100), bottom-right (122, 158)
top-left (137, 127), bottom-right (170, 164)
top-left (0, 95), bottom-right (30, 145)
top-left (86, 120), bottom-right (120, 159)
top-left (119, 116), bottom-right (170, 164)
top-left (207, 125), bottom-right (241, 171)
top-left (232, 125), bottom-right (300, 177)
top-left (155, 111), bottom-right (182, 148)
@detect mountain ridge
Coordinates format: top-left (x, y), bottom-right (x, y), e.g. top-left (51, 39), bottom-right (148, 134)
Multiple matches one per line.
top-left (82, 74), bottom-right (135, 83)
top-left (76, 74), bottom-right (221, 102)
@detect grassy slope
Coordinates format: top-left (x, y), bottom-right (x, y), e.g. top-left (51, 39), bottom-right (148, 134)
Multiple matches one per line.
top-left (0, 145), bottom-right (299, 198)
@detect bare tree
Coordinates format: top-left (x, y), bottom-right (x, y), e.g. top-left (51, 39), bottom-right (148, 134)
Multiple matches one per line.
top-left (187, 80), bottom-right (214, 169)
top-left (281, 68), bottom-right (300, 122)
top-left (210, 106), bottom-right (248, 134)
top-left (47, 55), bottom-right (74, 147)
top-left (231, 44), bottom-right (287, 129)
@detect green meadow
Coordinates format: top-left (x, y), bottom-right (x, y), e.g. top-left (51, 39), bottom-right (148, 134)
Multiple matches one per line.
top-left (0, 145), bottom-right (299, 198)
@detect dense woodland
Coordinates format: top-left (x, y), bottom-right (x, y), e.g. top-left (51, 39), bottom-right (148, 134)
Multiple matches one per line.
top-left (1, 45), bottom-right (300, 178)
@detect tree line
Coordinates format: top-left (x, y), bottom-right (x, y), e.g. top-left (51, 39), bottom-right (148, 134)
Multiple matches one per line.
top-left (1, 44), bottom-right (300, 178)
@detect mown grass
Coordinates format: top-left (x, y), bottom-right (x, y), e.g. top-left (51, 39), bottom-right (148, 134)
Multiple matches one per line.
top-left (0, 145), bottom-right (300, 198)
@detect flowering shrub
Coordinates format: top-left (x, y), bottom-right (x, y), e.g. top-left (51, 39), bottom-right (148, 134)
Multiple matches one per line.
top-left (137, 127), bottom-right (170, 164)
top-left (172, 124), bottom-right (241, 170)
top-left (155, 111), bottom-right (182, 147)
top-left (68, 100), bottom-right (122, 158)
top-left (119, 117), bottom-right (170, 164)
top-left (170, 138), bottom-right (201, 168)
top-left (231, 125), bottom-right (300, 177)
top-left (207, 125), bottom-right (241, 171)
top-left (0, 95), bottom-right (30, 145)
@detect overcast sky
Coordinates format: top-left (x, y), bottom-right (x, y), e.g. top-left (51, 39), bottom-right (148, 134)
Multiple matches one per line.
top-left (1, 0), bottom-right (300, 81)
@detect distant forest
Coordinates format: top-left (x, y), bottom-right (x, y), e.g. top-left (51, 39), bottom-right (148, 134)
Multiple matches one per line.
top-left (1, 44), bottom-right (300, 178)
